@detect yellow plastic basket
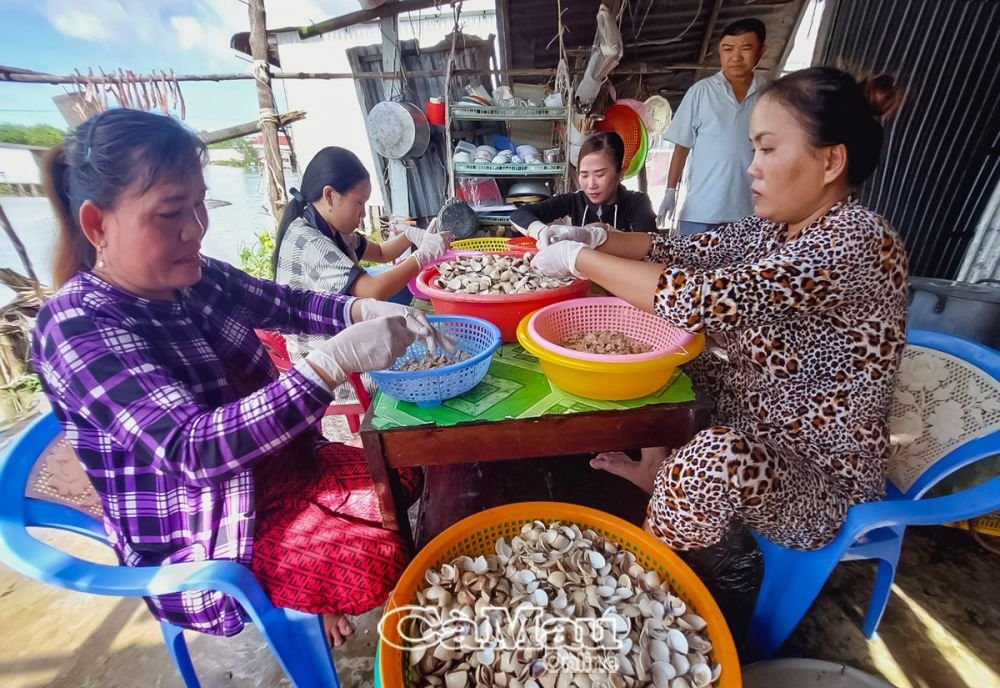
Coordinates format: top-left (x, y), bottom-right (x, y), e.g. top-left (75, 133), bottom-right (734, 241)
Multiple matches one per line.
top-left (515, 303), bottom-right (705, 401)
top-left (449, 237), bottom-right (513, 252)
top-left (378, 502), bottom-right (741, 687)
top-left (449, 237), bottom-right (535, 254)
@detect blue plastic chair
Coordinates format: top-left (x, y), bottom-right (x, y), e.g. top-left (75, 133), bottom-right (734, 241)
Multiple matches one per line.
top-left (747, 329), bottom-right (1000, 658)
top-left (0, 412), bottom-right (341, 687)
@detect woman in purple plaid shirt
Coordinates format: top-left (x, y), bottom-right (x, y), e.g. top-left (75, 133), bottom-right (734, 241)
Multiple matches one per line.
top-left (32, 109), bottom-right (443, 647)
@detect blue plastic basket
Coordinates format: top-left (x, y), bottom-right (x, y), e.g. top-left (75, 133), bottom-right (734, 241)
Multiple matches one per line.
top-left (369, 315), bottom-right (501, 407)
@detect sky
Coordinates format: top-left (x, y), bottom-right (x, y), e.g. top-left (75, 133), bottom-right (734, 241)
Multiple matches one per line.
top-left (0, 0), bottom-right (364, 133)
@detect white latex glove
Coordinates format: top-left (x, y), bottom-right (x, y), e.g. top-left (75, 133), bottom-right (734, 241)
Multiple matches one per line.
top-left (523, 221), bottom-right (547, 240)
top-left (657, 188), bottom-right (677, 227)
top-left (412, 228), bottom-right (453, 269)
top-left (358, 299), bottom-right (458, 355)
top-left (538, 224), bottom-right (608, 249)
top-left (401, 217), bottom-right (442, 245)
top-left (306, 316), bottom-right (416, 386)
top-left (531, 240), bottom-right (587, 280)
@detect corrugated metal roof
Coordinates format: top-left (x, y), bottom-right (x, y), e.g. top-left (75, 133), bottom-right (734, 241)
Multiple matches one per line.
top-left (818, 0), bottom-right (1000, 280)
top-left (505, 0), bottom-right (808, 106)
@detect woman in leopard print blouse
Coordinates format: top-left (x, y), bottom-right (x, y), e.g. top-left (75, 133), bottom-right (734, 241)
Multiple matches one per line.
top-left (532, 67), bottom-right (908, 551)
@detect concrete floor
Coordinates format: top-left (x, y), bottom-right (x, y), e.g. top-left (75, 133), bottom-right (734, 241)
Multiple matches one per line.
top-left (2, 416), bottom-right (998, 688)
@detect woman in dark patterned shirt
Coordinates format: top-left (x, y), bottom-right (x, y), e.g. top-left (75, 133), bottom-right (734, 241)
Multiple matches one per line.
top-left (32, 109), bottom-right (445, 646)
top-left (531, 67), bottom-right (908, 551)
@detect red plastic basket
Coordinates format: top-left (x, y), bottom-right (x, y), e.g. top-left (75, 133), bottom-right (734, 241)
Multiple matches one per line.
top-left (416, 252), bottom-right (591, 342)
top-left (507, 236), bottom-right (538, 251)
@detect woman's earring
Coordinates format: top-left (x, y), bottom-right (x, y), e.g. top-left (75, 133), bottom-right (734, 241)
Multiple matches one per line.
top-left (96, 247), bottom-right (107, 269)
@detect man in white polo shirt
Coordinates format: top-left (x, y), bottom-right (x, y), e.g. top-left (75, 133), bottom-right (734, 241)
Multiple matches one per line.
top-left (657, 18), bottom-right (767, 235)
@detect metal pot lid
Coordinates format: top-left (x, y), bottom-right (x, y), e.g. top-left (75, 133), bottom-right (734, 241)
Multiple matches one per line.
top-left (507, 181), bottom-right (552, 197)
top-left (438, 200), bottom-right (478, 240)
top-left (367, 101), bottom-right (430, 159)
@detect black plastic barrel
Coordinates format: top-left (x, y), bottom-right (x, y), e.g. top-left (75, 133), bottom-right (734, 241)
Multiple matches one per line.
top-left (908, 277), bottom-right (1000, 350)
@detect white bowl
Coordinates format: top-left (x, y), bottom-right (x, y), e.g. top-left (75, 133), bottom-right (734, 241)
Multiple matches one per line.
top-left (454, 151), bottom-right (473, 163)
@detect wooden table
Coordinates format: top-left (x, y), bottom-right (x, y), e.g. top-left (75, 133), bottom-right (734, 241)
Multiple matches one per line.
top-left (360, 392), bottom-right (713, 548)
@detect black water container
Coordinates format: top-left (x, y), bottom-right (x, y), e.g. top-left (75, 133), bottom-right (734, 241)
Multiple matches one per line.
top-left (908, 277), bottom-right (1000, 349)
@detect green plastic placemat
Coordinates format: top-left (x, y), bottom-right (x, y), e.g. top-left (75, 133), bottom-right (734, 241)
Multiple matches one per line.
top-left (371, 343), bottom-right (695, 430)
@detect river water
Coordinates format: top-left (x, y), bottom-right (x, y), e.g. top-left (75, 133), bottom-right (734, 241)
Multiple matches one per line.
top-left (0, 165), bottom-right (295, 300)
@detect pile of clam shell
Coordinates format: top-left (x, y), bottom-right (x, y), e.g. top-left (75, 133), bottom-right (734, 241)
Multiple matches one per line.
top-left (435, 254), bottom-right (574, 295)
top-left (403, 521), bottom-right (721, 688)
top-left (562, 331), bottom-right (652, 356)
top-left (399, 351), bottom-right (471, 372)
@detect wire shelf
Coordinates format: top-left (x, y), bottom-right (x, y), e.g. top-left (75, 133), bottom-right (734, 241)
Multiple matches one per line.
top-left (455, 162), bottom-right (566, 177)
top-left (477, 214), bottom-right (513, 226)
top-left (450, 105), bottom-right (568, 121)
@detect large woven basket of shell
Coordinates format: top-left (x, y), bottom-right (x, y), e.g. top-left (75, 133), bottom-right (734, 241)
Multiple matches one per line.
top-left (377, 502), bottom-right (741, 688)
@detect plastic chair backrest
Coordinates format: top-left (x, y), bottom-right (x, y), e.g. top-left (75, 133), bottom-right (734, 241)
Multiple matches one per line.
top-left (24, 428), bottom-right (103, 521)
top-left (0, 412), bottom-right (107, 560)
top-left (887, 329), bottom-right (1000, 499)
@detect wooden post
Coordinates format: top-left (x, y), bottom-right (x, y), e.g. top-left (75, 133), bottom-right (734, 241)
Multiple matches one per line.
top-left (0, 203), bottom-right (43, 301)
top-left (698, 0), bottom-right (725, 63)
top-left (382, 15), bottom-right (411, 218)
top-left (248, 0), bottom-right (288, 222)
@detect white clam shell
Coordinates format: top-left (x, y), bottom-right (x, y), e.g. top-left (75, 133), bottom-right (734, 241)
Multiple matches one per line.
top-left (408, 520), bottom-right (720, 688)
top-left (689, 662), bottom-right (713, 687)
top-left (667, 628), bottom-right (689, 654)
top-left (651, 661), bottom-right (677, 687)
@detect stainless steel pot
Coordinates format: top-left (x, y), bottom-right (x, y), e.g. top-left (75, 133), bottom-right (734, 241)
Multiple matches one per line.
top-left (366, 101), bottom-right (431, 159)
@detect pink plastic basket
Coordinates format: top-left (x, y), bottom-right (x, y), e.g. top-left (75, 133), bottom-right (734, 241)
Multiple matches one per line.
top-left (527, 297), bottom-right (699, 362)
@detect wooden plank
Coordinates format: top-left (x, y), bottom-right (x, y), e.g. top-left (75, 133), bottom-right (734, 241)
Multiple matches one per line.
top-left (381, 14), bottom-right (411, 218)
top-left (416, 459), bottom-right (553, 549)
top-left (495, 0), bottom-right (513, 72)
top-left (361, 430), bottom-right (402, 532)
top-left (415, 453), bottom-right (654, 548)
top-left (698, 0), bottom-right (725, 64)
top-left (377, 401), bottom-right (713, 469)
top-left (298, 0), bottom-right (441, 39)
top-left (773, 0), bottom-right (814, 77)
top-left (0, 204), bottom-right (41, 291)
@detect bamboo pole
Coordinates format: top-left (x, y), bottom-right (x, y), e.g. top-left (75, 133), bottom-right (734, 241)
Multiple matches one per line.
top-left (248, 0), bottom-right (288, 222)
top-left (298, 0), bottom-right (443, 38)
top-left (0, 64), bottom-right (725, 85)
top-left (199, 111), bottom-right (306, 146)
